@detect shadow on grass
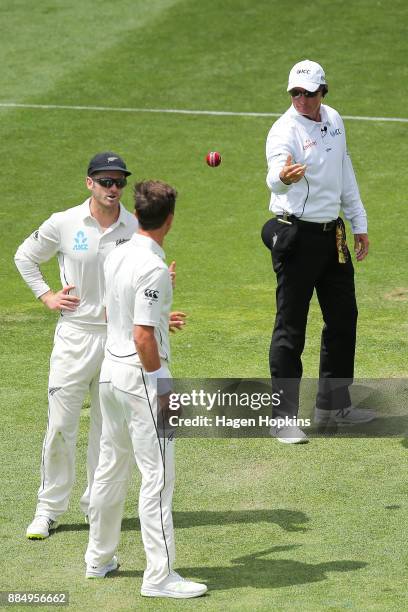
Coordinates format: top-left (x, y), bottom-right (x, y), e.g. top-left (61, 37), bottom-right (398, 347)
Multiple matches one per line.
top-left (181, 545), bottom-right (367, 590)
top-left (57, 523), bottom-right (89, 533)
top-left (58, 508), bottom-right (309, 534)
top-left (123, 509), bottom-right (309, 533)
top-left (116, 546), bottom-right (367, 590)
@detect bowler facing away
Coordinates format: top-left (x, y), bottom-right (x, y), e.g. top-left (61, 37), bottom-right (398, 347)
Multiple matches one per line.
top-left (85, 180), bottom-right (207, 599)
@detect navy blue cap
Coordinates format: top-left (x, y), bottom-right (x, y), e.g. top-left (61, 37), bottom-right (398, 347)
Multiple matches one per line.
top-left (87, 152), bottom-right (131, 176)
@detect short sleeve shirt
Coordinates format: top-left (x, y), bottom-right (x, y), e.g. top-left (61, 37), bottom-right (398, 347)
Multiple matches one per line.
top-left (104, 234), bottom-right (172, 366)
top-left (14, 199), bottom-right (138, 329)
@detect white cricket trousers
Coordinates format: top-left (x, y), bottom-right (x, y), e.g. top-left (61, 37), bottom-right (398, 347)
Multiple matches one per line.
top-left (85, 360), bottom-right (175, 585)
top-left (36, 323), bottom-right (106, 519)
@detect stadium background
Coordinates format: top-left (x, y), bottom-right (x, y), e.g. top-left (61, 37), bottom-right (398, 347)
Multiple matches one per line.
top-left (0, 0), bottom-right (407, 609)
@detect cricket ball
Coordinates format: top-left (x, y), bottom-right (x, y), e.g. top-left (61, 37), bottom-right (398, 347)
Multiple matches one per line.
top-left (206, 151), bottom-right (222, 167)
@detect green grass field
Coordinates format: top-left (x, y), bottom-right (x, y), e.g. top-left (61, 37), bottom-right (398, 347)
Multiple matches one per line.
top-left (1, 0), bottom-right (408, 610)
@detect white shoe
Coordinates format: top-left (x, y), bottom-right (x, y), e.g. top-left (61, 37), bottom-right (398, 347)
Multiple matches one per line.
top-left (86, 556), bottom-right (119, 578)
top-left (141, 571), bottom-right (207, 599)
top-left (315, 405), bottom-right (376, 425)
top-left (26, 516), bottom-right (59, 540)
top-left (270, 425), bottom-right (308, 444)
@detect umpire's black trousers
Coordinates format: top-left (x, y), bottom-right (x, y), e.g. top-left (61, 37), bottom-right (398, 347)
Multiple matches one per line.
top-left (262, 217), bottom-right (358, 419)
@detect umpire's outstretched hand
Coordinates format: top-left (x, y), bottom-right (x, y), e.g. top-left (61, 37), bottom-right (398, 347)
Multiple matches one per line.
top-left (279, 154), bottom-right (307, 185)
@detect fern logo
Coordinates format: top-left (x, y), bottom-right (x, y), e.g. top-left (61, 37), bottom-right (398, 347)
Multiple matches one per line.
top-left (73, 230), bottom-right (88, 251)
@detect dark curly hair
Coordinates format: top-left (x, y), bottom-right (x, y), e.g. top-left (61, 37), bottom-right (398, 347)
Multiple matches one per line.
top-left (134, 180), bottom-right (177, 230)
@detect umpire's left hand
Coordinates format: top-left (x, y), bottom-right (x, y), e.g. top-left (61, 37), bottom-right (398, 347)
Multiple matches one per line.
top-left (354, 234), bottom-right (369, 261)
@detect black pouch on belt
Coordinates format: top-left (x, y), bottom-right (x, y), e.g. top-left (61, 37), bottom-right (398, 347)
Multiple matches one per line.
top-left (261, 216), bottom-right (299, 272)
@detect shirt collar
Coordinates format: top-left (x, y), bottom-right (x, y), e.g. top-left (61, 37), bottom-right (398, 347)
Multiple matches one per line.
top-left (79, 199), bottom-right (93, 220)
top-left (130, 233), bottom-right (166, 260)
top-left (80, 198), bottom-right (130, 226)
top-left (289, 103), bottom-right (328, 132)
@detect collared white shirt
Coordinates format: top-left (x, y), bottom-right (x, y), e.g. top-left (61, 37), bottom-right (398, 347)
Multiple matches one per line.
top-left (14, 199), bottom-right (138, 329)
top-left (103, 234), bottom-right (172, 367)
top-left (266, 103), bottom-right (367, 233)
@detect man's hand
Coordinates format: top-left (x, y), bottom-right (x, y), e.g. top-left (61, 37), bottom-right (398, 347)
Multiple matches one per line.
top-left (158, 391), bottom-right (172, 421)
top-left (354, 234), bottom-right (369, 261)
top-left (157, 390), bottom-right (180, 436)
top-left (40, 285), bottom-right (80, 311)
top-left (279, 154), bottom-right (307, 185)
top-left (169, 311), bottom-right (187, 333)
top-left (169, 260), bottom-right (176, 288)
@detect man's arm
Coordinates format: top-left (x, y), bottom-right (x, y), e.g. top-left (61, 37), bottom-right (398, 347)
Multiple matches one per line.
top-left (340, 145), bottom-right (369, 261)
top-left (39, 286), bottom-right (80, 311)
top-left (134, 325), bottom-right (171, 406)
top-left (266, 125), bottom-right (305, 193)
top-left (14, 214), bottom-right (80, 310)
top-left (132, 265), bottom-right (173, 411)
top-left (133, 325), bottom-right (161, 372)
top-left (132, 265), bottom-right (171, 369)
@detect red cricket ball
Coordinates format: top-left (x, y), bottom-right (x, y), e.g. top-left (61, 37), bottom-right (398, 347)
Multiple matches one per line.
top-left (206, 151), bottom-right (222, 167)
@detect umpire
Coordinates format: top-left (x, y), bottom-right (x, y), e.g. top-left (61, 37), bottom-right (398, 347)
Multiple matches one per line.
top-left (262, 59), bottom-right (375, 444)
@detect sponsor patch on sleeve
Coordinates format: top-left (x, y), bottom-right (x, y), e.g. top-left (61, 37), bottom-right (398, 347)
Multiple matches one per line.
top-left (144, 288), bottom-right (159, 302)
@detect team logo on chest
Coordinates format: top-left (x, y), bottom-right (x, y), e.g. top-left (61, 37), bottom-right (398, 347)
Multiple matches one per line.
top-left (73, 230), bottom-right (89, 251)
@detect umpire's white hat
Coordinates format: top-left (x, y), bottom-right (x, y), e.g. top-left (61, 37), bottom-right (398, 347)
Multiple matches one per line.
top-left (287, 60), bottom-right (326, 92)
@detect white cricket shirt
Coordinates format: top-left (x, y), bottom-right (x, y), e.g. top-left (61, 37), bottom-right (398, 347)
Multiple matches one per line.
top-left (14, 199), bottom-right (138, 330)
top-left (103, 234), bottom-right (172, 366)
top-left (266, 103), bottom-right (367, 233)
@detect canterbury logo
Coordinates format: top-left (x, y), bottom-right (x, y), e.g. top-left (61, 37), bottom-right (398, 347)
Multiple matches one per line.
top-left (115, 238), bottom-right (129, 246)
top-left (144, 289), bottom-right (159, 300)
top-left (48, 387), bottom-right (62, 396)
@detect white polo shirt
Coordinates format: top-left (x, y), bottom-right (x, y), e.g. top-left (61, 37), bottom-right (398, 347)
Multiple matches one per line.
top-left (14, 199), bottom-right (138, 330)
top-left (103, 234), bottom-right (172, 367)
top-left (266, 103), bottom-right (367, 233)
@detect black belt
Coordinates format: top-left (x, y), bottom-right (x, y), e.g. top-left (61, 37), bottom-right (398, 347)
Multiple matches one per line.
top-left (276, 215), bottom-right (337, 232)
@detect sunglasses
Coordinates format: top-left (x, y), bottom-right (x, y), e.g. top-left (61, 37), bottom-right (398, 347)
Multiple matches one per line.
top-left (289, 89), bottom-right (321, 99)
top-left (92, 177), bottom-right (127, 189)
